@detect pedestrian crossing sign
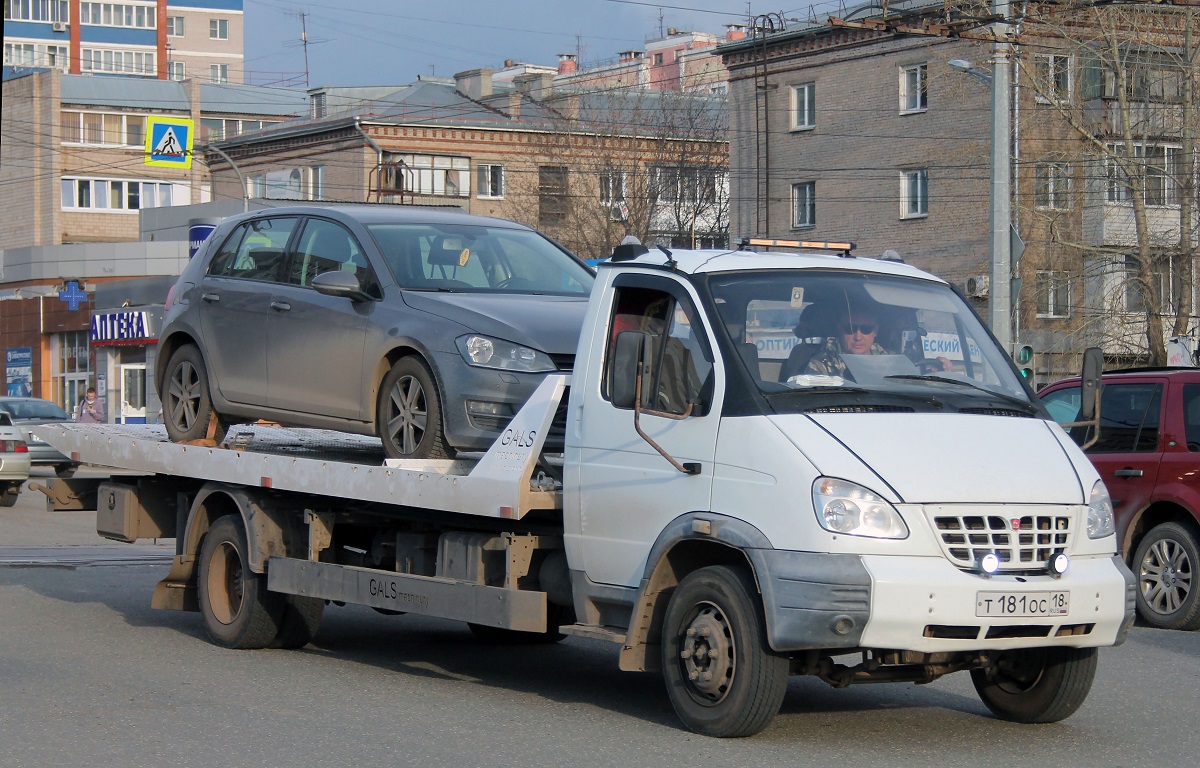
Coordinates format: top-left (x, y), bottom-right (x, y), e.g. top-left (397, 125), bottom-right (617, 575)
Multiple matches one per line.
top-left (145, 116), bottom-right (194, 169)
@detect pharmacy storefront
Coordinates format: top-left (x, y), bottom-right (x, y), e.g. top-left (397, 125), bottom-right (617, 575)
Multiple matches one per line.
top-left (89, 307), bottom-right (162, 424)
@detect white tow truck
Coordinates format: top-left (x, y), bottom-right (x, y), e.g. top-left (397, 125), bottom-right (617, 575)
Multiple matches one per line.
top-left (37, 240), bottom-right (1134, 737)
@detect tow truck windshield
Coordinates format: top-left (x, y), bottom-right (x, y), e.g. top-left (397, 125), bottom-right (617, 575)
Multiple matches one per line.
top-left (706, 269), bottom-right (1032, 409)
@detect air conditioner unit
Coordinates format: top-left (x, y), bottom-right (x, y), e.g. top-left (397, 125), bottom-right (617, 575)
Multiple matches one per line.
top-left (965, 275), bottom-right (989, 298)
top-left (608, 202), bottom-right (629, 222)
top-left (51, 21), bottom-right (68, 32)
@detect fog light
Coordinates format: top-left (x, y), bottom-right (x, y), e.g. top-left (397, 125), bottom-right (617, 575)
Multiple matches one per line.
top-left (1048, 552), bottom-right (1070, 576)
top-left (466, 400), bottom-right (509, 416)
top-left (979, 552), bottom-right (1000, 575)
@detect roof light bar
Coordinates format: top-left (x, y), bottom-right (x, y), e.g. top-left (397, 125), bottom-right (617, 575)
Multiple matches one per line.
top-left (746, 237), bottom-right (856, 252)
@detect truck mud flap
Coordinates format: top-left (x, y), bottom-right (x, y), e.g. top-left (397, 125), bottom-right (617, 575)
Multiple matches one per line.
top-left (267, 556), bottom-right (548, 632)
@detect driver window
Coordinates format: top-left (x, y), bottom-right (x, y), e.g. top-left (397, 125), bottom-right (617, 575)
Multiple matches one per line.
top-left (603, 286), bottom-right (713, 416)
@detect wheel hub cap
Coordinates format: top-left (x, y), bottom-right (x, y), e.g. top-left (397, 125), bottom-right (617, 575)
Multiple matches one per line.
top-left (678, 602), bottom-right (734, 703)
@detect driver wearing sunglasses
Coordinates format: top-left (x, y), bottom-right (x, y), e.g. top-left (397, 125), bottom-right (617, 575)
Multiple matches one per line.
top-left (803, 306), bottom-right (888, 378)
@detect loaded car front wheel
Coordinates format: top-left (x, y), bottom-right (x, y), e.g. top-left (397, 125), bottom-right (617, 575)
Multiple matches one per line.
top-left (1132, 522), bottom-right (1200, 631)
top-left (377, 357), bottom-right (451, 460)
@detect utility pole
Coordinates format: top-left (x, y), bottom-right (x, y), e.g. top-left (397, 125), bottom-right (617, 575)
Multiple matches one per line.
top-left (989, 0), bottom-right (1014, 354)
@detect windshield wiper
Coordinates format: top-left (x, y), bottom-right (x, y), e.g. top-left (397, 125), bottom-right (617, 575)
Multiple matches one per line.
top-left (886, 374), bottom-right (1038, 412)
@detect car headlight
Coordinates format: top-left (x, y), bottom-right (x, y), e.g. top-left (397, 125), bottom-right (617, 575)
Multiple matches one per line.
top-left (812, 477), bottom-right (908, 539)
top-left (1087, 480), bottom-right (1115, 539)
top-left (456, 334), bottom-right (556, 373)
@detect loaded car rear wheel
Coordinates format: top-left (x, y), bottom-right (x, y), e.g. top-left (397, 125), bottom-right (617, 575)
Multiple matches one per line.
top-left (1132, 522), bottom-right (1200, 631)
top-left (162, 344), bottom-right (227, 444)
top-left (660, 565), bottom-right (789, 737)
top-left (971, 646), bottom-right (1097, 723)
top-left (377, 357), bottom-right (451, 460)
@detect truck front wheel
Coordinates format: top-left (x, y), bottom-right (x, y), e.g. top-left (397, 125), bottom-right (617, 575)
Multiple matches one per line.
top-left (971, 646), bottom-right (1097, 723)
top-left (1132, 522), bottom-right (1200, 631)
top-left (660, 565), bottom-right (789, 737)
top-left (0, 482), bottom-right (20, 507)
top-left (198, 515), bottom-right (283, 649)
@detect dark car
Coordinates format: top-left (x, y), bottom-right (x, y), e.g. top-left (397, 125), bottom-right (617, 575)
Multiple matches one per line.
top-left (0, 396), bottom-right (75, 476)
top-left (1040, 367), bottom-right (1200, 630)
top-left (157, 205), bottom-right (594, 459)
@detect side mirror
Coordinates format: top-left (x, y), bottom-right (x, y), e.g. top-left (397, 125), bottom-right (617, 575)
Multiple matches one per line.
top-left (1079, 346), bottom-right (1104, 421)
top-left (611, 330), bottom-right (647, 408)
top-left (312, 270), bottom-right (370, 302)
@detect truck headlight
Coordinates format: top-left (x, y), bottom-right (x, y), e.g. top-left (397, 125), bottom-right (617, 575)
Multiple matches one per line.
top-left (1087, 480), bottom-right (1115, 539)
top-left (812, 477), bottom-right (908, 539)
top-left (456, 334), bottom-right (556, 373)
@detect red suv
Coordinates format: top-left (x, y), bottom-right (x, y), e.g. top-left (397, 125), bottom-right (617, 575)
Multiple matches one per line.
top-left (1040, 368), bottom-right (1200, 630)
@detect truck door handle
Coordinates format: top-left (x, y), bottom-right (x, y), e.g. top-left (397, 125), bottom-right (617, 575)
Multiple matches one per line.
top-left (1114, 468), bottom-right (1144, 478)
top-left (271, 301), bottom-right (292, 312)
top-left (201, 293), bottom-right (220, 303)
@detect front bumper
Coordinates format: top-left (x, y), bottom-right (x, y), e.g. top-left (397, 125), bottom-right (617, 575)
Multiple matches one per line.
top-left (431, 350), bottom-right (560, 452)
top-left (752, 549), bottom-right (1135, 654)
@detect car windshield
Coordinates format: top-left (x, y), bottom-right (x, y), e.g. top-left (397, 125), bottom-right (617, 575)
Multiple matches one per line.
top-left (365, 223), bottom-right (594, 296)
top-left (1, 399), bottom-right (71, 420)
top-left (707, 269), bottom-right (1033, 410)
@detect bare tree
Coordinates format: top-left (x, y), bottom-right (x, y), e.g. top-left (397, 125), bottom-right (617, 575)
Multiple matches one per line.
top-left (1017, 4), bottom-right (1199, 366)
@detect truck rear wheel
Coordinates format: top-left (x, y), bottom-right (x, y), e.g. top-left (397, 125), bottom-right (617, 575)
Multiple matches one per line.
top-left (660, 565), bottom-right (789, 737)
top-left (163, 344), bottom-right (227, 444)
top-left (272, 595), bottom-right (325, 649)
top-left (1132, 522), bottom-right (1200, 631)
top-left (198, 515), bottom-right (282, 649)
top-left (971, 646), bottom-right (1097, 723)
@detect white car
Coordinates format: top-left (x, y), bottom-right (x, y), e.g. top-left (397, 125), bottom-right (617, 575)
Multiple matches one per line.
top-left (0, 411), bottom-right (31, 506)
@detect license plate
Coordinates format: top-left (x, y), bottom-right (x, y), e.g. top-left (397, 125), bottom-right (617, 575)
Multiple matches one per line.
top-left (976, 591), bottom-right (1069, 617)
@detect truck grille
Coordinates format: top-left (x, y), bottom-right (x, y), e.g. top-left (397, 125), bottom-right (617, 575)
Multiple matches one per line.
top-left (933, 513), bottom-right (1072, 572)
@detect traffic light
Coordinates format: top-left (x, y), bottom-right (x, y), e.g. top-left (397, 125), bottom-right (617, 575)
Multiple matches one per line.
top-left (1015, 344), bottom-right (1035, 382)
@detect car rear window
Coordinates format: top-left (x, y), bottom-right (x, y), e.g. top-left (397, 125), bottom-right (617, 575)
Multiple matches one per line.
top-left (0, 399), bottom-right (71, 420)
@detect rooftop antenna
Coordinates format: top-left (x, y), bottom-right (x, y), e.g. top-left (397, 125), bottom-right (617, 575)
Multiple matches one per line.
top-left (282, 11), bottom-right (328, 89)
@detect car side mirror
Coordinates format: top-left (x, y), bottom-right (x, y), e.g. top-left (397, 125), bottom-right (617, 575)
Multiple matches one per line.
top-left (312, 270), bottom-right (371, 302)
top-left (611, 330), bottom-right (647, 409)
top-left (1079, 346), bottom-right (1103, 421)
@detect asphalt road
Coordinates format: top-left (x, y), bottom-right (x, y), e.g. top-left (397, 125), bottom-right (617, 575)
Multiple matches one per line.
top-left (2, 472), bottom-right (1198, 767)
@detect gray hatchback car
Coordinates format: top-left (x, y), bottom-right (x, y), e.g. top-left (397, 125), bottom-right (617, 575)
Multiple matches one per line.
top-left (157, 205), bottom-right (594, 459)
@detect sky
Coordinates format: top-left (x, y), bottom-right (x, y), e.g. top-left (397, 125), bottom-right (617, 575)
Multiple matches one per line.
top-left (241, 1), bottom-right (842, 89)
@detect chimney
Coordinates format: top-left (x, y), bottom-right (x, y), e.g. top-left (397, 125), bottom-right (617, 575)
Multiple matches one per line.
top-left (618, 50), bottom-right (643, 62)
top-left (454, 68), bottom-right (493, 100)
top-left (725, 24), bottom-right (747, 42)
top-left (513, 72), bottom-right (553, 101)
top-left (667, 27), bottom-right (678, 36)
top-left (557, 53), bottom-right (577, 75)
top-left (507, 92), bottom-right (521, 118)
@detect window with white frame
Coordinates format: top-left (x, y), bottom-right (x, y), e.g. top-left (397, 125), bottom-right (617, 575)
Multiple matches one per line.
top-left (167, 61), bottom-right (184, 81)
top-left (4, 41), bottom-right (68, 70)
top-left (1124, 255), bottom-right (1166, 313)
top-left (210, 64), bottom-right (228, 83)
top-left (60, 111), bottom-right (145, 147)
top-left (4, 0), bottom-right (69, 22)
top-left (310, 166), bottom-right (325, 200)
top-left (1034, 162), bottom-right (1070, 209)
top-left (1036, 271), bottom-right (1071, 318)
top-left (900, 63), bottom-right (928, 113)
top-left (790, 82), bottom-right (815, 130)
top-left (477, 164), bottom-right (504, 199)
top-left (199, 117), bottom-right (275, 142)
top-left (1106, 143), bottom-right (1182, 206)
top-left (166, 15), bottom-right (184, 36)
top-left (599, 169), bottom-right (626, 205)
top-left (1034, 54), bottom-right (1072, 103)
top-left (791, 182), bottom-right (815, 228)
top-left (52, 331), bottom-right (91, 416)
top-left (902, 169), bottom-right (928, 217)
top-left (81, 47), bottom-right (155, 76)
top-left (79, 2), bottom-right (157, 28)
top-left (651, 166), bottom-right (720, 204)
top-left (209, 18), bottom-right (228, 39)
top-left (61, 177), bottom-right (188, 212)
top-left (393, 154), bottom-right (470, 197)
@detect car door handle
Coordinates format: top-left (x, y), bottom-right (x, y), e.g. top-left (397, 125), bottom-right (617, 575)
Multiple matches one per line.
top-left (201, 293), bottom-right (220, 302)
top-left (1114, 468), bottom-right (1144, 478)
top-left (271, 301), bottom-right (292, 312)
